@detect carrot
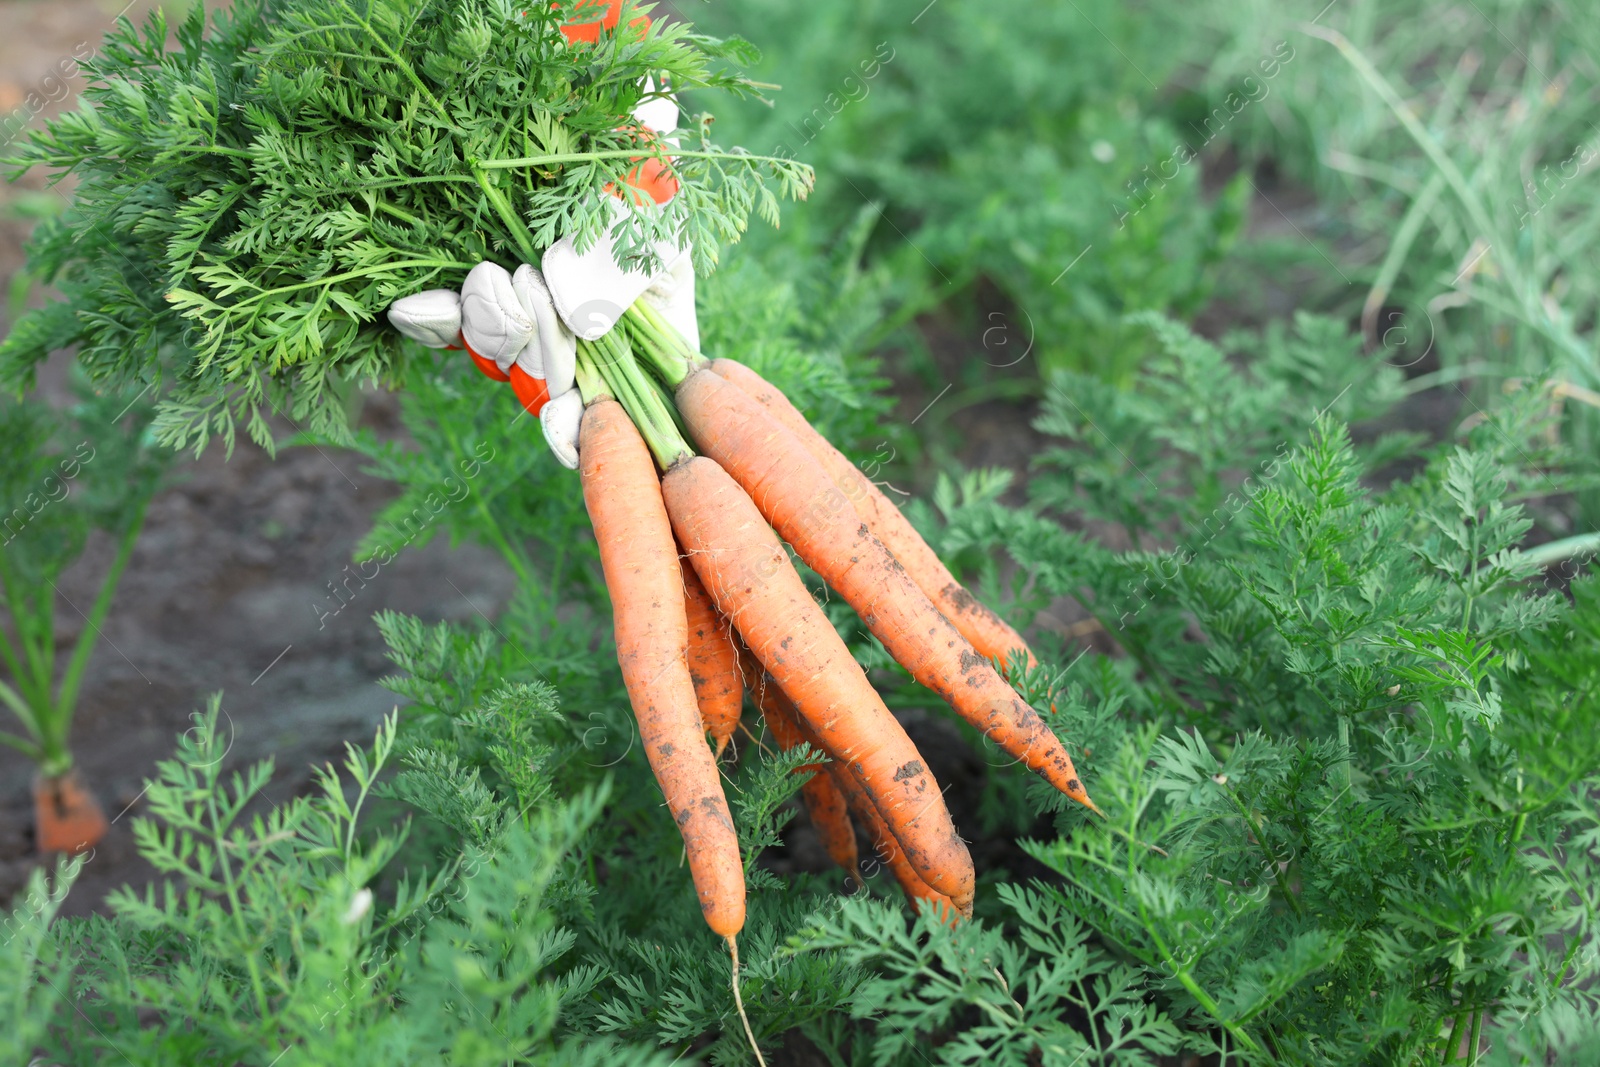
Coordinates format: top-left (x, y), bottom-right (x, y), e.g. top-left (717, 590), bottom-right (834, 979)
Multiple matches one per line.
top-left (739, 654), bottom-right (954, 918)
top-left (709, 358), bottom-right (1035, 668)
top-left (32, 769), bottom-right (108, 855)
top-left (832, 751), bottom-right (958, 921)
top-left (580, 399), bottom-right (744, 937)
top-left (737, 644), bottom-right (860, 883)
top-left (662, 454), bottom-right (975, 913)
top-left (681, 556), bottom-right (743, 757)
top-left (678, 368), bottom-right (1098, 815)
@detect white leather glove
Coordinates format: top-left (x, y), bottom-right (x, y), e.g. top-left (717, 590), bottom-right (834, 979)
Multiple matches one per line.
top-left (639, 251), bottom-right (699, 354)
top-left (386, 289), bottom-right (461, 349)
top-left (540, 388), bottom-right (584, 470)
top-left (542, 76), bottom-right (686, 341)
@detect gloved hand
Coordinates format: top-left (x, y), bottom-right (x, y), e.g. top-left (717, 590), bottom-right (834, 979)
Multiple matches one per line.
top-left (386, 72), bottom-right (695, 471)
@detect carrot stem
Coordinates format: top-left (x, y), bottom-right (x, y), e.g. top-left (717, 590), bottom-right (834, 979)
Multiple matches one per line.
top-left (581, 332), bottom-right (692, 470)
top-left (575, 351), bottom-right (610, 404)
top-left (624, 302), bottom-right (701, 385)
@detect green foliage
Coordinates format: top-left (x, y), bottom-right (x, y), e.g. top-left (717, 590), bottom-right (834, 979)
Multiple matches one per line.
top-left (693, 0), bottom-right (1245, 381)
top-left (798, 885), bottom-right (1183, 1067)
top-left (7, 3), bottom-right (1600, 1065)
top-left (4, 693), bottom-right (682, 1065)
top-left (907, 314), bottom-right (1600, 1063)
top-left (1, 0), bottom-right (811, 455)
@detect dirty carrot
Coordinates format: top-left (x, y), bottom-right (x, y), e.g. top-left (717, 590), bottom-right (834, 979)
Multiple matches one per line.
top-left (738, 644), bottom-right (861, 883)
top-left (678, 368), bottom-right (1099, 815)
top-left (742, 655), bottom-right (954, 918)
top-left (662, 454), bottom-right (976, 913)
top-left (709, 358), bottom-right (1035, 667)
top-left (580, 399), bottom-right (744, 937)
top-left (680, 555), bottom-right (744, 757)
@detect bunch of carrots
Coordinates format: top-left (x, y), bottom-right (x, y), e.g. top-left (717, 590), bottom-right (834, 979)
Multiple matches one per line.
top-left (465, 286), bottom-right (1098, 948)
top-left (441, 5), bottom-right (1098, 953)
top-left (448, 3), bottom-right (1099, 1054)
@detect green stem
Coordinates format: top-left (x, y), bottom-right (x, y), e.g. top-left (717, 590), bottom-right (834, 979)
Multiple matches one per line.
top-left (0, 551), bottom-right (52, 720)
top-left (0, 728), bottom-right (41, 760)
top-left (195, 258), bottom-right (475, 312)
top-left (1466, 1010), bottom-right (1483, 1066)
top-left (332, 0), bottom-right (455, 126)
top-left (209, 790), bottom-right (271, 1020)
top-left (583, 332), bottom-right (692, 470)
top-left (624, 302), bottom-right (705, 383)
top-left (1219, 780), bottom-right (1304, 919)
top-left (1520, 531), bottom-right (1600, 569)
top-left (53, 495), bottom-right (152, 744)
top-left (1441, 1011), bottom-right (1466, 1063)
top-left (372, 199), bottom-right (425, 227)
top-left (575, 353), bottom-right (610, 404)
top-left (467, 161), bottom-right (541, 265)
top-left (0, 674), bottom-right (41, 738)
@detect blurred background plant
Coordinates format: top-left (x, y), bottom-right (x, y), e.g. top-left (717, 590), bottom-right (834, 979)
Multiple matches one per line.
top-left (0, 380), bottom-right (163, 853)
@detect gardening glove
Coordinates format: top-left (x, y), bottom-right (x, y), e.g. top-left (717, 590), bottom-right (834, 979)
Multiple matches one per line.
top-left (386, 288), bottom-right (461, 349)
top-left (386, 74), bottom-right (695, 470)
top-left (540, 387), bottom-right (584, 470)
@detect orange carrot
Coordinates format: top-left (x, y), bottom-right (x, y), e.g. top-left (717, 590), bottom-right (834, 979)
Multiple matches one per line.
top-left (580, 400), bottom-right (744, 937)
top-left (710, 358), bottom-right (1035, 668)
top-left (681, 556), bottom-right (744, 757)
top-left (740, 656), bottom-right (954, 918)
top-left (832, 753), bottom-right (957, 921)
top-left (662, 454), bottom-right (975, 913)
top-left (678, 368), bottom-right (1097, 815)
top-left (32, 769), bottom-right (107, 855)
top-left (738, 644), bottom-right (860, 883)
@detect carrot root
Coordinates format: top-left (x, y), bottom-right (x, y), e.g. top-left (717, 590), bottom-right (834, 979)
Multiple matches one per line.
top-left (663, 454), bottom-right (975, 913)
top-left (33, 770), bottom-right (108, 855)
top-left (581, 400), bottom-right (744, 937)
top-left (739, 645), bottom-right (862, 885)
top-left (727, 934), bottom-right (767, 1067)
top-left (709, 357), bottom-right (1035, 665)
top-left (680, 555), bottom-right (744, 757)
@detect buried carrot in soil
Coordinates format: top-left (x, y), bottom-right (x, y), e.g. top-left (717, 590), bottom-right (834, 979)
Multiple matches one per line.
top-left (32, 770), bottom-right (109, 855)
top-left (662, 454), bottom-right (976, 914)
top-left (678, 367), bottom-right (1099, 815)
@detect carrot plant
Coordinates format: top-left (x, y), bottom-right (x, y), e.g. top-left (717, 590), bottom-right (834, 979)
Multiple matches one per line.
top-left (0, 382), bottom-right (164, 853)
top-left (6, 308), bottom-right (1600, 1065)
top-left (4, 1), bottom-right (1599, 1064)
